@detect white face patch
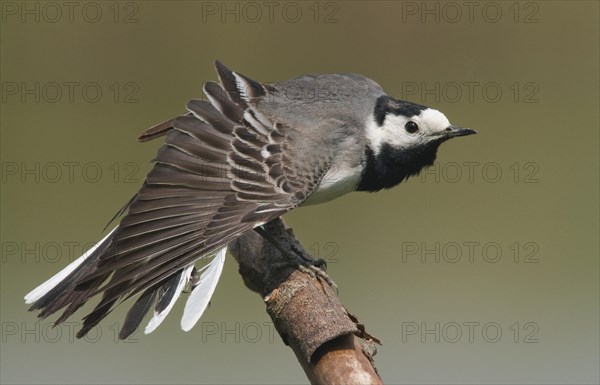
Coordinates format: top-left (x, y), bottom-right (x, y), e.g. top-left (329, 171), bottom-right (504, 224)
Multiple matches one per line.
top-left (365, 108), bottom-right (451, 154)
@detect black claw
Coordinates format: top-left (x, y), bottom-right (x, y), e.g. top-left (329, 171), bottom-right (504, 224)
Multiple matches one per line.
top-left (312, 258), bottom-right (327, 271)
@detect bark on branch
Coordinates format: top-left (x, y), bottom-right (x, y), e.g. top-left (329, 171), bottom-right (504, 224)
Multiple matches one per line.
top-left (229, 218), bottom-right (382, 385)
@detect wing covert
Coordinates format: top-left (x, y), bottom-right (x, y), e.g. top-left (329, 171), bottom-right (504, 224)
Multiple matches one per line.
top-left (30, 61), bottom-right (332, 338)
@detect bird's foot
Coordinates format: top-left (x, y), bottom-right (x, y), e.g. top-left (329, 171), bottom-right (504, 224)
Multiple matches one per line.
top-left (285, 246), bottom-right (337, 291)
top-left (255, 225), bottom-right (337, 292)
top-left (297, 263), bottom-right (338, 293)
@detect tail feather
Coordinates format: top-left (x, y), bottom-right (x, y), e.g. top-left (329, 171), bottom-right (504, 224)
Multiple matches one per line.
top-left (119, 286), bottom-right (158, 339)
top-left (25, 234), bottom-right (228, 338)
top-left (119, 264), bottom-right (193, 339)
top-left (75, 247), bottom-right (226, 339)
top-left (26, 228), bottom-right (117, 313)
top-left (76, 295), bottom-right (120, 339)
top-left (52, 270), bottom-right (112, 324)
top-left (181, 246), bottom-right (226, 332)
top-left (145, 265), bottom-right (193, 335)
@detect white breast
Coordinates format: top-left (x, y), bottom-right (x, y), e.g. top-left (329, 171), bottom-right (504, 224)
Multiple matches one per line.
top-left (302, 162), bottom-right (363, 206)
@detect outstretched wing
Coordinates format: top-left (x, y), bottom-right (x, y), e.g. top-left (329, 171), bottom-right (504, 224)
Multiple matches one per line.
top-left (27, 61), bottom-right (331, 338)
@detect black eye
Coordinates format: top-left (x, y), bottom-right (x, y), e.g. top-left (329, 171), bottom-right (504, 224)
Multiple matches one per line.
top-left (405, 121), bottom-right (419, 133)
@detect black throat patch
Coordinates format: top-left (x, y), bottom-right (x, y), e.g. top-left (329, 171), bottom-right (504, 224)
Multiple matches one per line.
top-left (357, 142), bottom-right (441, 192)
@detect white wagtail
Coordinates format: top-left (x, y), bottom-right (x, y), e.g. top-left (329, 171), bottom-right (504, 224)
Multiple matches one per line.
top-left (25, 61), bottom-right (476, 339)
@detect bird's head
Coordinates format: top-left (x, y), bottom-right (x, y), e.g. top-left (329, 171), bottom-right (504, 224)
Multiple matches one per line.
top-left (367, 95), bottom-right (476, 153)
top-left (358, 96), bottom-right (476, 191)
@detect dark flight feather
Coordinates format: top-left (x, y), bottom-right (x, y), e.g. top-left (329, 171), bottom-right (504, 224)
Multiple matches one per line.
top-left (28, 61), bottom-right (330, 339)
top-left (155, 270), bottom-right (184, 314)
top-left (118, 285), bottom-right (158, 339)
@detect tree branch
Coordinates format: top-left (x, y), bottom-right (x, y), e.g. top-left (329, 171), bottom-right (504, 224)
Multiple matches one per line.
top-left (229, 218), bottom-right (382, 385)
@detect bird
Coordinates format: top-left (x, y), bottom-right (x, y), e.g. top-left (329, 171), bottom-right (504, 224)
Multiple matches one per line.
top-left (25, 61), bottom-right (476, 339)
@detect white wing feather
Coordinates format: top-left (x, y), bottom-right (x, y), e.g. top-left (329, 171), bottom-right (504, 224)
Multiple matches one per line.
top-left (181, 246), bottom-right (227, 332)
top-left (144, 265), bottom-right (194, 335)
top-left (24, 227), bottom-right (117, 304)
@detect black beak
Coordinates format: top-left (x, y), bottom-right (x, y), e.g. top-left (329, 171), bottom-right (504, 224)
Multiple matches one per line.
top-left (443, 125), bottom-right (477, 138)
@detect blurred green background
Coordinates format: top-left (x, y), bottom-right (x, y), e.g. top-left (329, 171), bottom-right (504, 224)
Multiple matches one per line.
top-left (1, 1), bottom-right (598, 384)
